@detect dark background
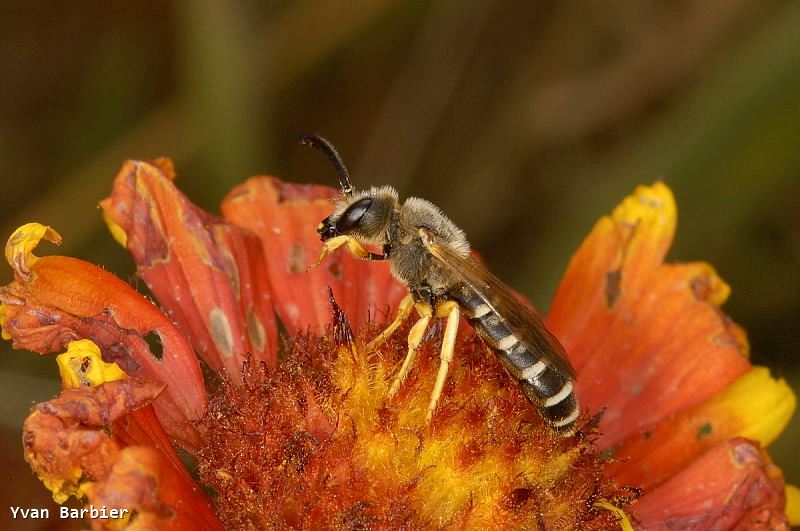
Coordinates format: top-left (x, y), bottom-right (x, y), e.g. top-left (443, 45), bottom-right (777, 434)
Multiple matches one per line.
top-left (1, 2), bottom-right (798, 527)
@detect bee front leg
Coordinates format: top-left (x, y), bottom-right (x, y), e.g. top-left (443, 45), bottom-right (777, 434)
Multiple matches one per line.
top-left (309, 235), bottom-right (350, 269)
top-left (366, 293), bottom-right (414, 351)
top-left (310, 235), bottom-right (388, 270)
top-left (425, 301), bottom-right (460, 424)
top-left (387, 302), bottom-right (433, 398)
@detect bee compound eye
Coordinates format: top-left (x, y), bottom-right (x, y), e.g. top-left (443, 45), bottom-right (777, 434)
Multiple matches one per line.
top-left (335, 197), bottom-right (373, 233)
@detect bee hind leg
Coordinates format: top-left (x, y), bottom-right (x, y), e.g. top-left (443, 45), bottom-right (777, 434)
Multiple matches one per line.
top-left (387, 302), bottom-right (432, 398)
top-left (366, 293), bottom-right (414, 351)
top-left (425, 301), bottom-right (460, 424)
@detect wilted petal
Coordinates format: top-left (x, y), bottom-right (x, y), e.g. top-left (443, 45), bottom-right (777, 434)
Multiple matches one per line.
top-left (100, 159), bottom-right (278, 379)
top-left (56, 338), bottom-right (127, 388)
top-left (24, 342), bottom-right (221, 529)
top-left (547, 183), bottom-right (750, 447)
top-left (55, 339), bottom-right (194, 482)
top-left (632, 438), bottom-right (789, 530)
top-left (222, 177), bottom-right (405, 332)
top-left (23, 378), bottom-right (163, 503)
top-left (82, 446), bottom-right (223, 530)
top-left (607, 366), bottom-right (796, 490)
top-left (4, 222), bottom-right (62, 281)
top-left (1, 224), bottom-right (206, 451)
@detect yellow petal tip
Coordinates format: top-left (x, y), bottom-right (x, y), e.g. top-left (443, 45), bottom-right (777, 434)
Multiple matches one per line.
top-left (612, 181), bottom-right (677, 231)
top-left (56, 339), bottom-right (127, 389)
top-left (786, 484), bottom-right (800, 526)
top-left (725, 366), bottom-right (796, 446)
top-left (701, 366), bottom-right (796, 447)
top-left (101, 210), bottom-right (128, 248)
top-left (5, 223), bottom-right (62, 279)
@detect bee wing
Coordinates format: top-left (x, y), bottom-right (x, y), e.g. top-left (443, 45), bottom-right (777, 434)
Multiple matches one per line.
top-left (423, 237), bottom-right (576, 379)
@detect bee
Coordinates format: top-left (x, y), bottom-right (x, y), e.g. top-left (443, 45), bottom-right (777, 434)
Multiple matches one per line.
top-left (301, 133), bottom-right (579, 435)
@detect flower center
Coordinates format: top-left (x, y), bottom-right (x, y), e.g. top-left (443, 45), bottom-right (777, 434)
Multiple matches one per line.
top-left (197, 321), bottom-right (632, 529)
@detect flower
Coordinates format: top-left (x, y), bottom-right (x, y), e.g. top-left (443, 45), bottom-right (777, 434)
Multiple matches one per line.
top-left (0, 159), bottom-right (796, 529)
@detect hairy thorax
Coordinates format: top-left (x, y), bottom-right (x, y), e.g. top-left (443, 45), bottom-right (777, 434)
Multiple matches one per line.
top-left (389, 197), bottom-right (470, 299)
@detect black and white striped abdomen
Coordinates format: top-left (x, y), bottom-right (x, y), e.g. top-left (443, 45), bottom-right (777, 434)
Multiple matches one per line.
top-left (453, 289), bottom-right (579, 435)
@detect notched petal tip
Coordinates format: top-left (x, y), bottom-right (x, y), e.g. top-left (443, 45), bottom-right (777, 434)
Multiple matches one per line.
top-left (5, 223), bottom-right (62, 280)
top-left (721, 366), bottom-right (796, 447)
top-left (605, 181), bottom-right (677, 289)
top-left (606, 366), bottom-right (797, 491)
top-left (688, 262), bottom-right (731, 307)
top-left (56, 339), bottom-right (127, 389)
top-left (615, 182), bottom-right (675, 227)
top-left (549, 182), bottom-right (751, 448)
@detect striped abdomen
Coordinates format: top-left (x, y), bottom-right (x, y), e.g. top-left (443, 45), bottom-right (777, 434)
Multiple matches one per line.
top-left (453, 288), bottom-right (579, 435)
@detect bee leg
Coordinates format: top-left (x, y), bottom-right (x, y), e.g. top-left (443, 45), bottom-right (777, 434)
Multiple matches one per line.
top-left (309, 235), bottom-right (351, 269)
top-left (310, 236), bottom-right (388, 270)
top-left (343, 238), bottom-right (389, 260)
top-left (387, 302), bottom-right (433, 398)
top-left (425, 301), bottom-right (460, 424)
top-left (366, 293), bottom-right (414, 351)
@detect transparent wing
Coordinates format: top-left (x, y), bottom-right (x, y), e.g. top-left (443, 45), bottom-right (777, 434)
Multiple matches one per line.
top-left (423, 236), bottom-right (576, 379)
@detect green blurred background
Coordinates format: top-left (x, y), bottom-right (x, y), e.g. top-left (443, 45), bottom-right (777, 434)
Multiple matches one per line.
top-left (1, 1), bottom-right (798, 527)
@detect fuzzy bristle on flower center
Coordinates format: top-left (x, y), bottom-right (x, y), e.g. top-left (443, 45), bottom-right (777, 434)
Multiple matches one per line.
top-left (198, 302), bottom-right (630, 529)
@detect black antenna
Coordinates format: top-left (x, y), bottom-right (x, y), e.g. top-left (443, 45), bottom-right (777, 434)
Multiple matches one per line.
top-left (299, 133), bottom-right (353, 196)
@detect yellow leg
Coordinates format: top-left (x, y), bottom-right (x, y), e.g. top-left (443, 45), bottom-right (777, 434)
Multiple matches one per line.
top-left (367, 293), bottom-right (414, 351)
top-left (310, 235), bottom-right (348, 269)
top-left (426, 301), bottom-right (460, 424)
top-left (309, 235), bottom-right (377, 270)
top-left (387, 303), bottom-right (433, 398)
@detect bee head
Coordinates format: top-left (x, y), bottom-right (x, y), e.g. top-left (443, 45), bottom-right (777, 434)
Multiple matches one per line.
top-left (317, 196), bottom-right (372, 241)
top-left (301, 133), bottom-right (397, 244)
top-left (319, 188), bottom-right (397, 243)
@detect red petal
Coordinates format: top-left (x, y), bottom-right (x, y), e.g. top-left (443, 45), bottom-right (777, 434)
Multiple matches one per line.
top-left (222, 177), bottom-right (405, 332)
top-left (1, 255), bottom-right (206, 451)
top-left (605, 366), bottom-right (795, 491)
top-left (113, 405), bottom-right (196, 488)
top-left (83, 446), bottom-right (223, 530)
top-left (632, 438), bottom-right (789, 530)
top-left (547, 184), bottom-right (750, 447)
top-left (100, 160), bottom-right (278, 378)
